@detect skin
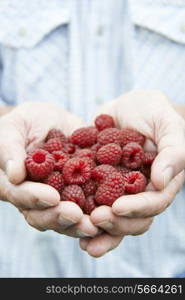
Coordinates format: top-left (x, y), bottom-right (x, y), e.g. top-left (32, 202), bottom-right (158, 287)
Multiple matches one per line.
top-left (80, 90), bottom-right (185, 257)
top-left (0, 102), bottom-right (101, 238)
top-left (0, 90), bottom-right (185, 257)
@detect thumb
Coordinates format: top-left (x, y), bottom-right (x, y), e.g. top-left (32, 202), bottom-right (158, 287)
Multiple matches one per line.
top-left (151, 117), bottom-right (185, 190)
top-left (63, 111), bottom-right (86, 135)
top-left (0, 124), bottom-right (26, 184)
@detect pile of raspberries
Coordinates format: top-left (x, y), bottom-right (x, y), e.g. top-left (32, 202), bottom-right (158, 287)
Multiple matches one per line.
top-left (25, 114), bottom-right (157, 214)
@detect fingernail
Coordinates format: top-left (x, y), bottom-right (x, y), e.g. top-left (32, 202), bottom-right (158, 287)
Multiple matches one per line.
top-left (76, 230), bottom-right (92, 238)
top-left (96, 221), bottom-right (113, 230)
top-left (58, 215), bottom-right (76, 229)
top-left (80, 239), bottom-right (89, 251)
top-left (117, 212), bottom-right (131, 217)
top-left (163, 167), bottom-right (173, 187)
top-left (39, 199), bottom-right (57, 208)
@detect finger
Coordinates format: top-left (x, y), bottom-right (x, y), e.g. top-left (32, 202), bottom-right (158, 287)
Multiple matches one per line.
top-left (80, 234), bottom-right (123, 258)
top-left (0, 169), bottom-right (60, 208)
top-left (22, 203), bottom-right (100, 238)
top-left (22, 201), bottom-right (83, 233)
top-left (112, 171), bottom-right (185, 218)
top-left (11, 181), bottom-right (61, 209)
top-left (62, 111), bottom-right (86, 136)
top-left (79, 238), bottom-right (91, 251)
top-left (91, 206), bottom-right (153, 236)
top-left (143, 138), bottom-right (157, 152)
top-left (0, 118), bottom-right (26, 184)
top-left (152, 113), bottom-right (185, 189)
top-left (63, 214), bottom-right (101, 238)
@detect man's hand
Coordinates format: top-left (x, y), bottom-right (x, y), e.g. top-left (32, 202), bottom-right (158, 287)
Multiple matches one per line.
top-left (80, 90), bottom-right (185, 257)
top-left (0, 102), bottom-right (100, 238)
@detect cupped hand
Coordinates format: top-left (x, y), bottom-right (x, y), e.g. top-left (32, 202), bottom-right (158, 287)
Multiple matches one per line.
top-left (80, 90), bottom-right (185, 256)
top-left (0, 101), bottom-right (100, 238)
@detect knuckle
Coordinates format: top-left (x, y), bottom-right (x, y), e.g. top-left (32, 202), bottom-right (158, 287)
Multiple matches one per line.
top-left (132, 224), bottom-right (150, 236)
top-left (155, 199), bottom-right (169, 215)
top-left (7, 189), bottom-right (18, 205)
top-left (24, 214), bottom-right (46, 232)
top-left (31, 196), bottom-right (41, 208)
top-left (131, 218), bottom-right (153, 236)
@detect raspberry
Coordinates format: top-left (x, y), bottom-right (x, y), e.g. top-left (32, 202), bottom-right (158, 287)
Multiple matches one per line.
top-left (92, 164), bottom-right (117, 183)
top-left (83, 196), bottom-right (97, 214)
top-left (95, 172), bottom-right (125, 206)
top-left (44, 171), bottom-right (64, 193)
top-left (25, 149), bottom-right (54, 181)
top-left (96, 143), bottom-right (122, 165)
top-left (124, 171), bottom-right (147, 194)
top-left (25, 118), bottom-right (153, 209)
top-left (61, 185), bottom-right (85, 209)
top-left (71, 126), bottom-right (98, 148)
top-left (83, 157), bottom-right (97, 169)
top-left (81, 180), bottom-right (97, 196)
top-left (95, 114), bottom-right (115, 131)
top-left (45, 129), bottom-right (66, 143)
top-left (120, 128), bottom-right (145, 146)
top-left (52, 151), bottom-right (69, 172)
top-left (43, 138), bottom-right (63, 153)
top-left (97, 128), bottom-right (121, 145)
top-left (63, 143), bottom-right (76, 154)
top-left (75, 149), bottom-right (95, 160)
top-left (122, 142), bottom-right (144, 169)
top-left (91, 143), bottom-right (102, 154)
top-left (116, 166), bottom-right (130, 178)
top-left (143, 151), bottom-right (157, 165)
top-left (63, 157), bottom-right (92, 184)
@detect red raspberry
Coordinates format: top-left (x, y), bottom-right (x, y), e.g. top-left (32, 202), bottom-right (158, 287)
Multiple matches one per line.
top-left (92, 164), bottom-right (117, 183)
top-left (95, 172), bottom-right (125, 206)
top-left (25, 149), bottom-right (54, 181)
top-left (63, 157), bottom-right (92, 184)
top-left (61, 185), bottom-right (85, 209)
top-left (91, 143), bottom-right (102, 154)
top-left (97, 128), bottom-right (121, 145)
top-left (83, 157), bottom-right (97, 169)
top-left (43, 138), bottom-right (63, 153)
top-left (95, 114), bottom-right (115, 131)
top-left (122, 142), bottom-right (144, 169)
top-left (124, 171), bottom-right (147, 194)
top-left (143, 151), bottom-right (157, 165)
top-left (45, 129), bottom-right (66, 143)
top-left (96, 143), bottom-right (122, 165)
top-left (120, 128), bottom-right (145, 146)
top-left (63, 143), bottom-right (76, 154)
top-left (52, 151), bottom-right (69, 172)
top-left (81, 180), bottom-right (97, 196)
top-left (83, 196), bottom-right (97, 215)
top-left (75, 149), bottom-right (95, 160)
top-left (44, 171), bottom-right (64, 193)
top-left (71, 126), bottom-right (98, 148)
top-left (116, 166), bottom-right (130, 178)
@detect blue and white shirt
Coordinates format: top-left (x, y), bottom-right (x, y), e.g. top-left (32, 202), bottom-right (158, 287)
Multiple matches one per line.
top-left (0, 0), bottom-right (185, 278)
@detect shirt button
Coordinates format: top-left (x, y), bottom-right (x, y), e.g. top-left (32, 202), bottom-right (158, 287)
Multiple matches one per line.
top-left (95, 25), bottom-right (104, 36)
